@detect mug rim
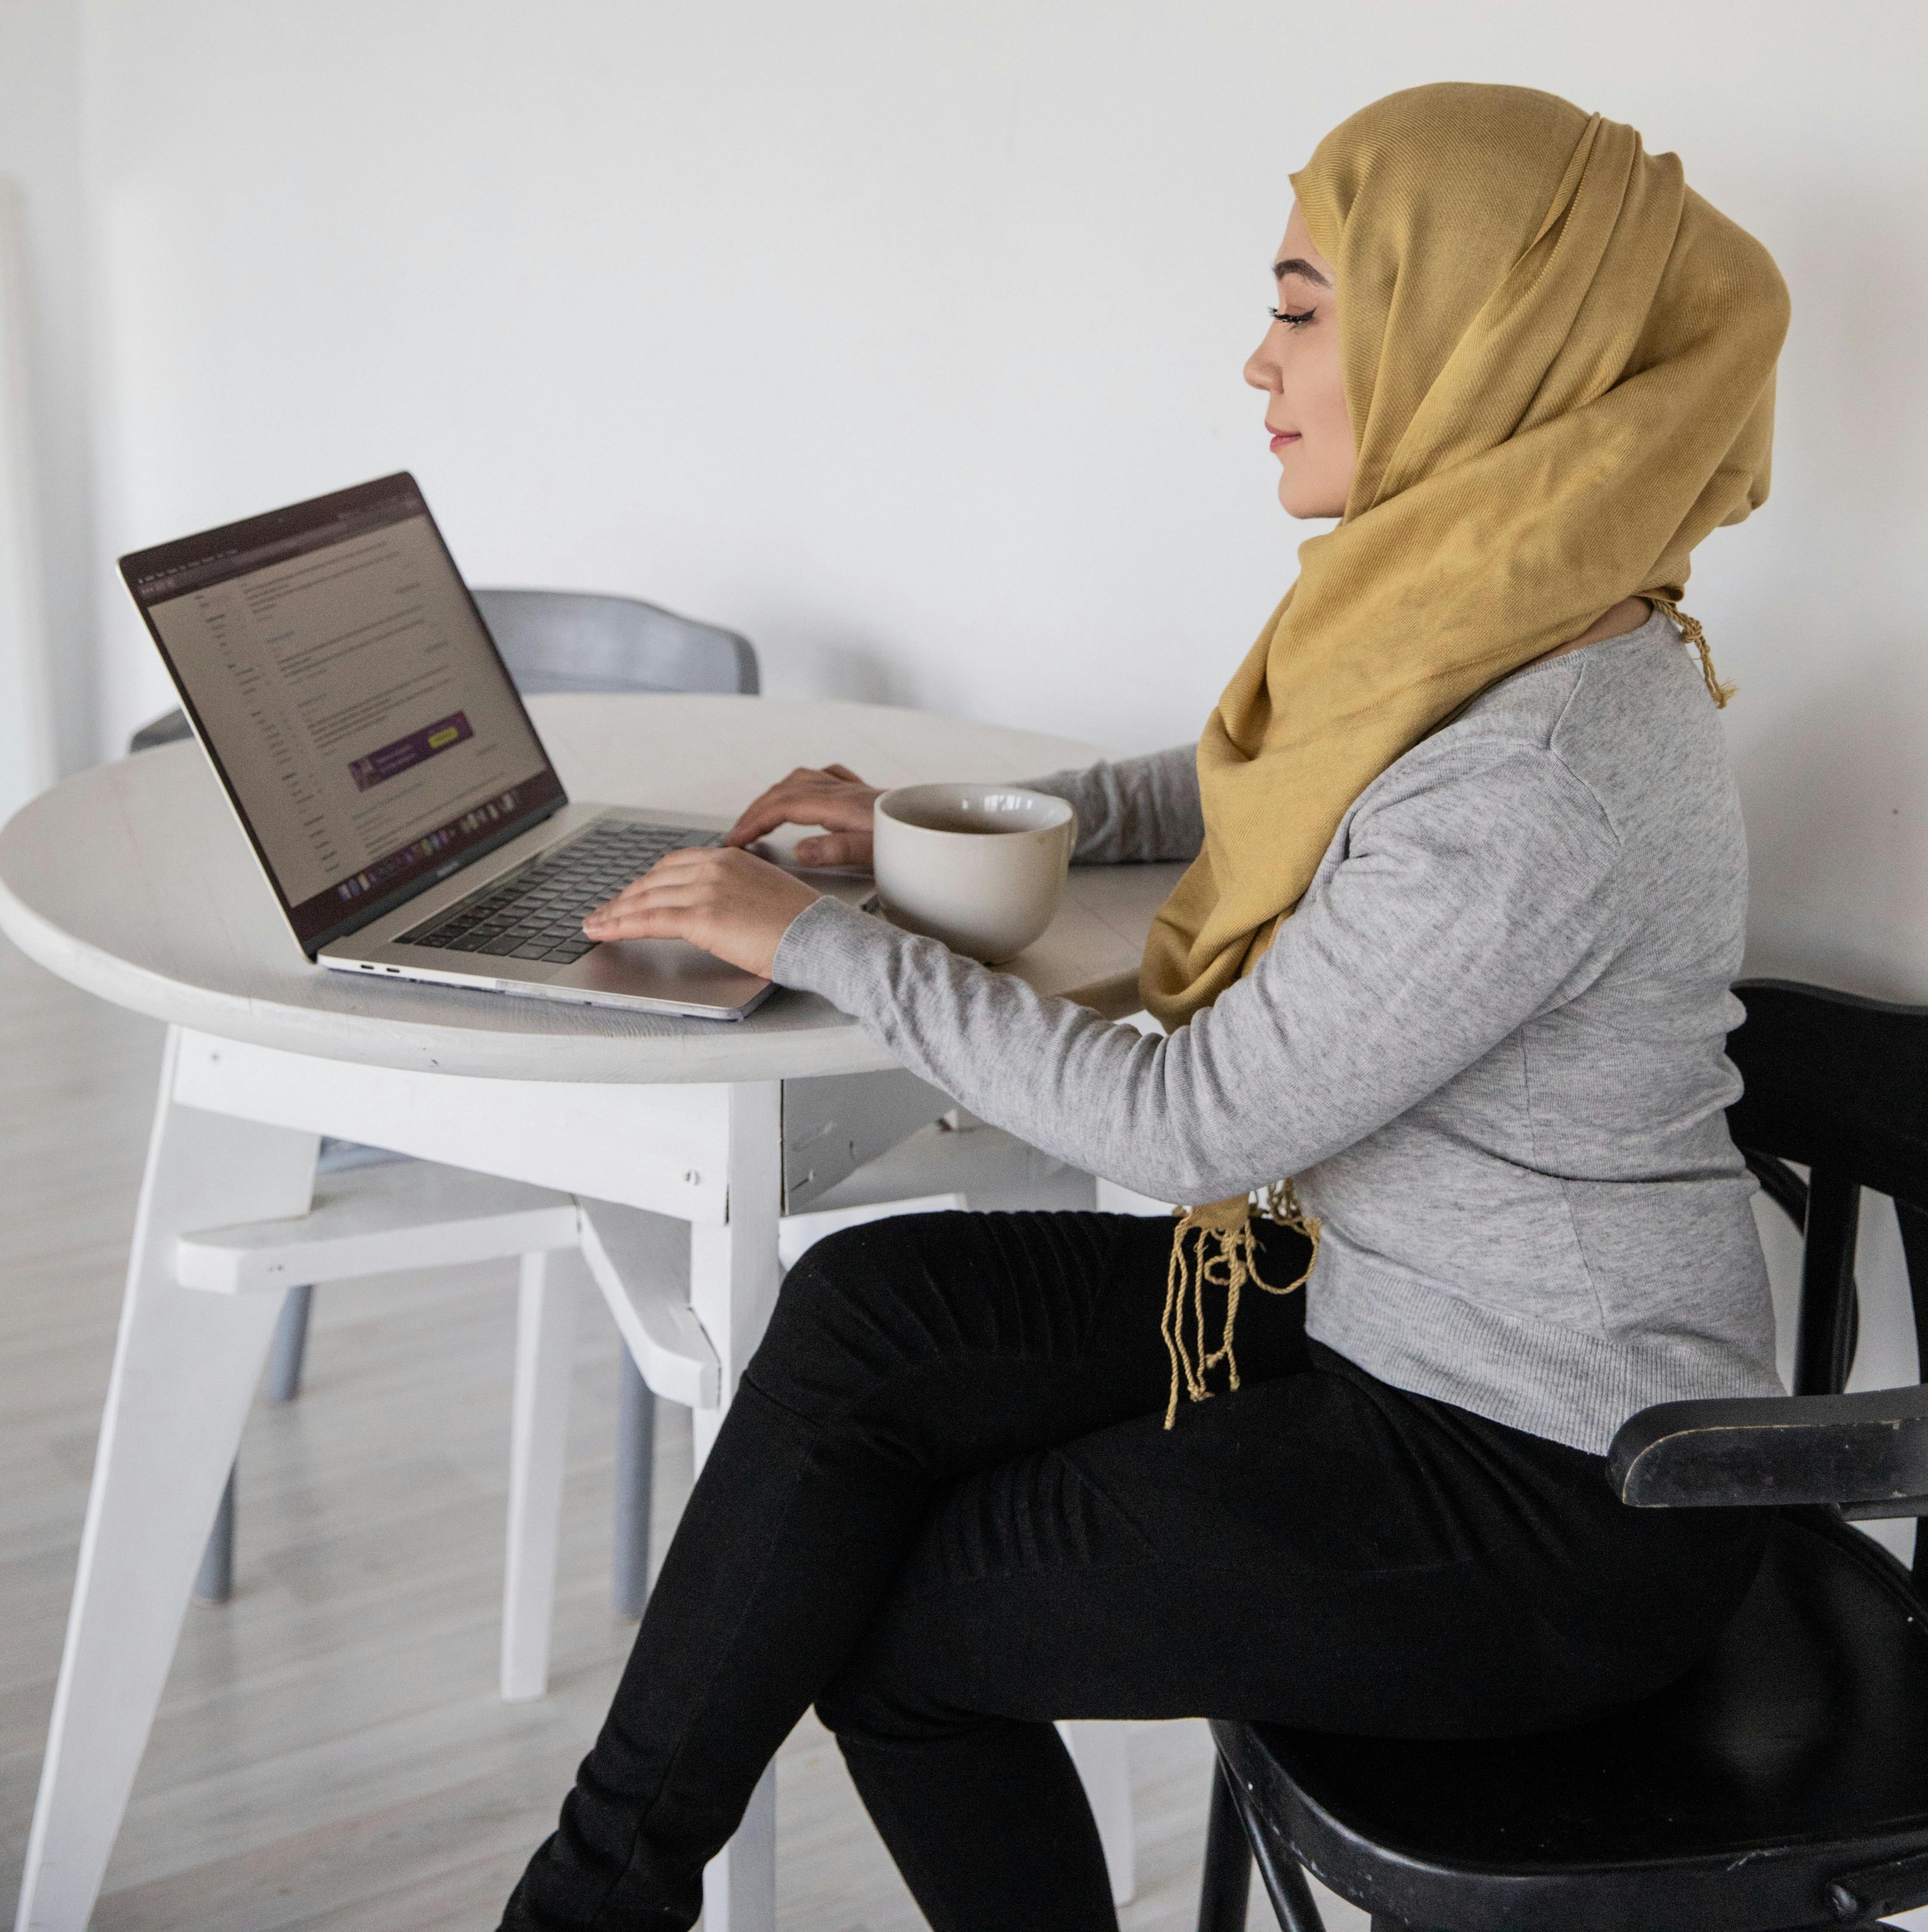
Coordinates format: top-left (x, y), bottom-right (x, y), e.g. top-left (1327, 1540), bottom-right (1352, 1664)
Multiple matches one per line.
top-left (875, 781), bottom-right (1074, 838)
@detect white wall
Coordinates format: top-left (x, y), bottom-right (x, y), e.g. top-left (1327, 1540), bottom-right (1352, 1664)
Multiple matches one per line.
top-left (0, 0), bottom-right (92, 810)
top-left (70, 0), bottom-right (1928, 1003)
top-left (24, 3), bottom-right (1928, 1400)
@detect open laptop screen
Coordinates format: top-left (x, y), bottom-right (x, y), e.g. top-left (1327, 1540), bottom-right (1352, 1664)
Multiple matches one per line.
top-left (120, 473), bottom-right (565, 956)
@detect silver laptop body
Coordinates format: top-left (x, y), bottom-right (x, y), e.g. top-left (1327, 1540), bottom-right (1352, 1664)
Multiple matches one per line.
top-left (120, 472), bottom-right (793, 1020)
top-left (323, 799), bottom-right (775, 1018)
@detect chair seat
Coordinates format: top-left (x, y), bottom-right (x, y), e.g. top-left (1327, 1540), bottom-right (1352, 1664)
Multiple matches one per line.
top-left (1218, 1510), bottom-right (1928, 1932)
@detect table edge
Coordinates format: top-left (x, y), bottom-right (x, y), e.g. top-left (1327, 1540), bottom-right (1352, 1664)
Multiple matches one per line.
top-left (1, 874), bottom-right (1144, 1082)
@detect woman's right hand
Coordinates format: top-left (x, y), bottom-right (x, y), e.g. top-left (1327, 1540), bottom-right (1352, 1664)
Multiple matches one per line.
top-left (725, 762), bottom-right (883, 869)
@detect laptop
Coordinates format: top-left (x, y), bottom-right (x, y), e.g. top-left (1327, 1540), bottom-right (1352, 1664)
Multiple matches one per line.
top-left (120, 472), bottom-right (793, 1020)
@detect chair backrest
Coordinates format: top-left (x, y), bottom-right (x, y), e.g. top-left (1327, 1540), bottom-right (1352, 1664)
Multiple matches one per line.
top-left (1609, 983), bottom-right (1928, 1529)
top-left (1726, 980), bottom-right (1928, 1403)
top-left (126, 586), bottom-right (759, 753)
top-left (469, 588), bottom-right (758, 698)
top-left (127, 708), bottom-right (194, 753)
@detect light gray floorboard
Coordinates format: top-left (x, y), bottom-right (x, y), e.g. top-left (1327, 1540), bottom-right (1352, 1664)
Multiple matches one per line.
top-left (0, 934), bottom-right (1364, 1930)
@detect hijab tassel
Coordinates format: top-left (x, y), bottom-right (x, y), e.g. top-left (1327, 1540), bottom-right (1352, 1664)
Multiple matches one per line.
top-left (1160, 1180), bottom-right (1321, 1429)
top-left (1651, 599), bottom-right (1735, 709)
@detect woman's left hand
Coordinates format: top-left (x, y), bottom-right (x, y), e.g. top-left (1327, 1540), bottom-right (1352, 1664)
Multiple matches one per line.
top-left (583, 846), bottom-right (821, 979)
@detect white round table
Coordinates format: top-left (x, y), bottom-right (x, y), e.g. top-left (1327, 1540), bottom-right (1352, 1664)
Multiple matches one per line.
top-left (1, 694), bottom-right (1182, 1932)
top-left (0, 693), bottom-right (1178, 1082)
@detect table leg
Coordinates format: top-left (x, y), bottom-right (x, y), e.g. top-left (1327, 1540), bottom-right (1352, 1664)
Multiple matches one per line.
top-left (13, 1028), bottom-right (318, 1932)
top-left (1059, 1720), bottom-right (1137, 1904)
top-left (691, 1081), bottom-right (783, 1932)
top-left (610, 1349), bottom-right (655, 1620)
top-left (703, 1765), bottom-right (776, 1932)
top-left (501, 1249), bottom-right (581, 1703)
top-left (687, 1081), bottom-right (783, 1470)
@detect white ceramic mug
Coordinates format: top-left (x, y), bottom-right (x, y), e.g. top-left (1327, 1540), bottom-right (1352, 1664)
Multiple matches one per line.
top-left (872, 783), bottom-right (1076, 963)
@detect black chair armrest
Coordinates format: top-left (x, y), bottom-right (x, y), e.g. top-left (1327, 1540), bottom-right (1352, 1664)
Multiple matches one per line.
top-left (1608, 1385), bottom-right (1928, 1516)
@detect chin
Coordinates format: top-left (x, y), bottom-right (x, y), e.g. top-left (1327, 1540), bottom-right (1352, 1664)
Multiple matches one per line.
top-left (1275, 465), bottom-right (1343, 521)
top-left (1278, 487), bottom-right (1343, 521)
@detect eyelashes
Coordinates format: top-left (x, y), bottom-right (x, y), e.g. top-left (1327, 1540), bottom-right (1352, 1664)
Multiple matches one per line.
top-left (1269, 307), bottom-right (1315, 329)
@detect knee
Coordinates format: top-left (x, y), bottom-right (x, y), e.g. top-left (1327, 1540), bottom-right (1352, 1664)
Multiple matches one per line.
top-left (763, 1219), bottom-right (894, 1357)
top-left (747, 1212), bottom-right (961, 1413)
top-left (775, 1219), bottom-right (890, 1322)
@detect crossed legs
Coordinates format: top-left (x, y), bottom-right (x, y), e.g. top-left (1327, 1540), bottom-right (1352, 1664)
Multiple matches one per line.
top-left (501, 1208), bottom-right (1764, 1932)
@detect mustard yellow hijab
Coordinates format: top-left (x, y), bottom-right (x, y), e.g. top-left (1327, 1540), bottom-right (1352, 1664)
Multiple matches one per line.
top-left (1147, 84), bottom-right (1788, 1426)
top-left (1143, 82), bottom-right (1789, 1027)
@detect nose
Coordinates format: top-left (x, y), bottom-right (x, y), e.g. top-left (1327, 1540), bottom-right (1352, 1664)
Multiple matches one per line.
top-left (1244, 326), bottom-right (1282, 394)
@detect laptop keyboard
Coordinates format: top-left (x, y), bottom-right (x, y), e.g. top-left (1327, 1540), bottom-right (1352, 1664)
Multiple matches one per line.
top-left (398, 820), bottom-right (722, 966)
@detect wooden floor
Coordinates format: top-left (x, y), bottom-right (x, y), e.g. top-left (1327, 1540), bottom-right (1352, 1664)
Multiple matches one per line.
top-left (0, 933), bottom-right (1368, 1931)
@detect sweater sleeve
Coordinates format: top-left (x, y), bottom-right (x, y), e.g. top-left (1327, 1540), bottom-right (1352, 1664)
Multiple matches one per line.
top-left (771, 742), bottom-right (1625, 1202)
top-left (1021, 745), bottom-right (1203, 863)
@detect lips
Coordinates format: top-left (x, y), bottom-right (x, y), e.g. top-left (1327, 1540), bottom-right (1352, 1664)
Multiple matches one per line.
top-left (1269, 429), bottom-right (1301, 452)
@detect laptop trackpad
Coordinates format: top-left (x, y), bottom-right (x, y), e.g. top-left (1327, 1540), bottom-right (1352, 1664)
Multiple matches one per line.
top-left (558, 935), bottom-right (769, 1009)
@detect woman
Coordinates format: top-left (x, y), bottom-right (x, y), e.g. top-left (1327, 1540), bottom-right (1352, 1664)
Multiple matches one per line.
top-left (502, 82), bottom-right (1788, 1932)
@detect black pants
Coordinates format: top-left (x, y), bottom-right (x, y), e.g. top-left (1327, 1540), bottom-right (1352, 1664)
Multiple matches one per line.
top-left (500, 1210), bottom-right (1767, 1932)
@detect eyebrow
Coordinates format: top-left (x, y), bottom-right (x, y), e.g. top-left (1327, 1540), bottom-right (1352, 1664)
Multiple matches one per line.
top-left (1274, 255), bottom-right (1333, 288)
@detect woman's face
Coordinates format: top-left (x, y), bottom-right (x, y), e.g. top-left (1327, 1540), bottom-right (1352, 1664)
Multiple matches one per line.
top-left (1244, 201), bottom-right (1353, 519)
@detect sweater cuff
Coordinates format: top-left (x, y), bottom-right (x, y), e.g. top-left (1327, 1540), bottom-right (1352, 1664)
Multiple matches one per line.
top-left (771, 892), bottom-right (898, 1004)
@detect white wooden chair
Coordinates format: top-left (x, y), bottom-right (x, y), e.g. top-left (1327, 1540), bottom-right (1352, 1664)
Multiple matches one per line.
top-left (129, 585), bottom-right (763, 1612)
top-left (168, 1160), bottom-right (952, 1694)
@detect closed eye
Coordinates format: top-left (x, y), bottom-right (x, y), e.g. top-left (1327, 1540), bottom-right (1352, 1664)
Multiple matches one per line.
top-left (1270, 307), bottom-right (1315, 329)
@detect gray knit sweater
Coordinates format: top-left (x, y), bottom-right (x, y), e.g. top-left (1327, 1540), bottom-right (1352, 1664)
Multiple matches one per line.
top-left (771, 607), bottom-right (1782, 1452)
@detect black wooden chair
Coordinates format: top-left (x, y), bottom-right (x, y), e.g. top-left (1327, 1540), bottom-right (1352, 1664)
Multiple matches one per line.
top-left (1197, 978), bottom-right (1928, 1932)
